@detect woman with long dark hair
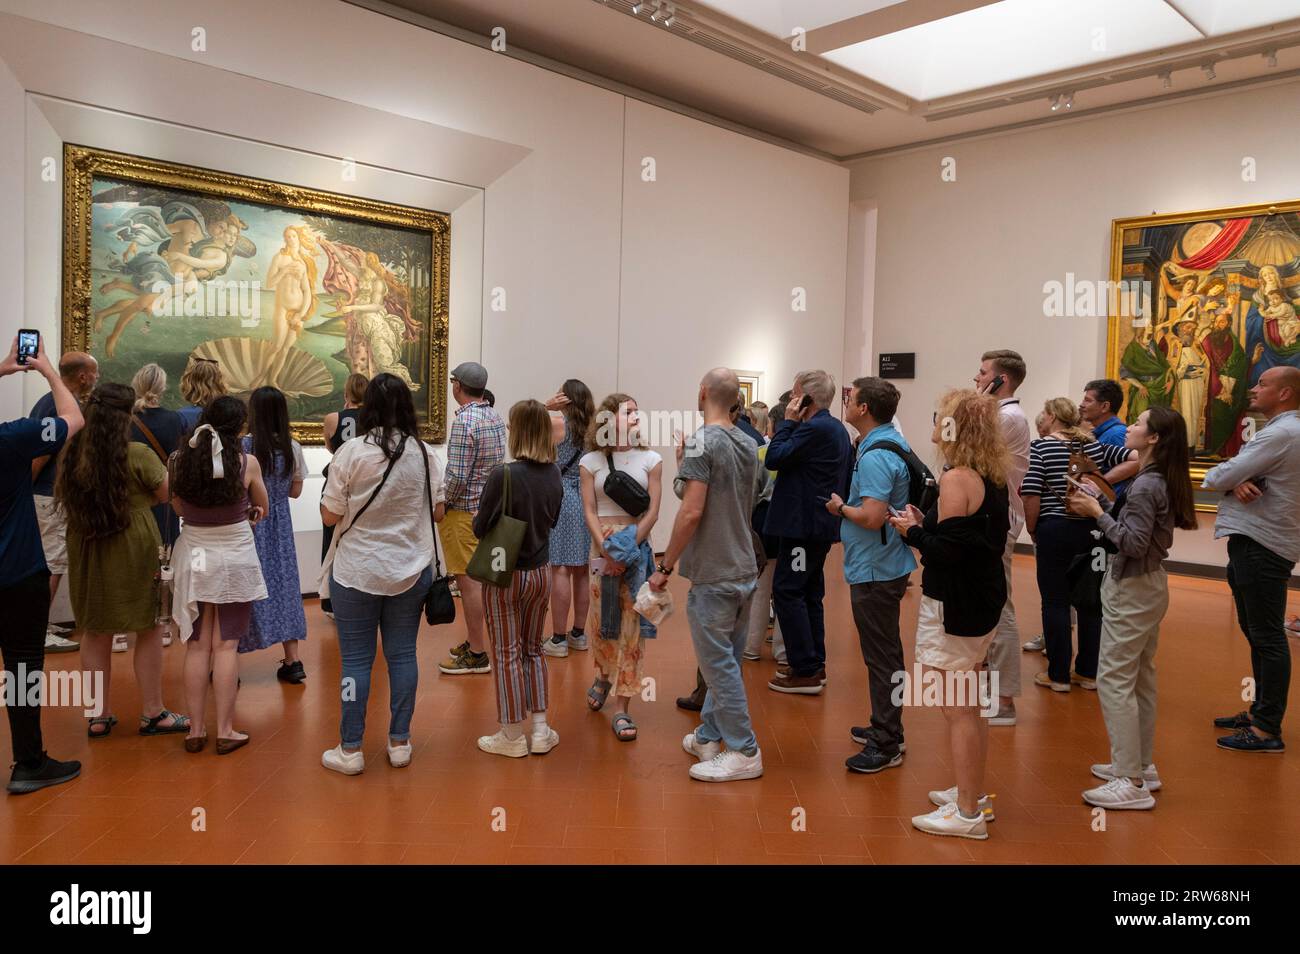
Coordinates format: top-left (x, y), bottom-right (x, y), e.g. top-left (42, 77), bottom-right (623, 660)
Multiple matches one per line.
top-left (240, 387), bottom-right (308, 681)
top-left (319, 372), bottom-right (368, 618)
top-left (544, 378), bottom-right (596, 657)
top-left (1066, 406), bottom-right (1198, 809)
top-left (171, 396), bottom-right (269, 755)
top-left (319, 373), bottom-right (444, 775)
top-left (56, 382), bottom-right (187, 739)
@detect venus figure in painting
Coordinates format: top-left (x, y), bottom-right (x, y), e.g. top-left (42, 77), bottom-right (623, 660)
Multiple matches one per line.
top-left (259, 226), bottom-right (319, 390)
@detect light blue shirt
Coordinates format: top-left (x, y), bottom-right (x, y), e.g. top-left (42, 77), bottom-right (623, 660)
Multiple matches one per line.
top-left (841, 423), bottom-right (918, 585)
top-left (1203, 409), bottom-right (1300, 564)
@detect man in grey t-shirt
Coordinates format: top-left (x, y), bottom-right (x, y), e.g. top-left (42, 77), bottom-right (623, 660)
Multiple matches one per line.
top-left (650, 367), bottom-right (764, 783)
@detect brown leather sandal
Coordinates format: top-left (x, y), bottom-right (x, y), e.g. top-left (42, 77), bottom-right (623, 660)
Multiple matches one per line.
top-left (216, 734), bottom-right (250, 755)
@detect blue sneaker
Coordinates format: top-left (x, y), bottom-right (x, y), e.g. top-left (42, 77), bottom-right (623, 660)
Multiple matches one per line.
top-left (1216, 727), bottom-right (1285, 752)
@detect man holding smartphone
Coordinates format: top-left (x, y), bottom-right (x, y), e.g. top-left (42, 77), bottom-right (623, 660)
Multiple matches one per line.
top-left (0, 334), bottom-right (85, 792)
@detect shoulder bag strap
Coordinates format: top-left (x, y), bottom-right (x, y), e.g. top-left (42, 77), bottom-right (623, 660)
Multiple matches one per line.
top-left (420, 441), bottom-right (444, 578)
top-left (335, 437), bottom-right (406, 544)
top-left (132, 415), bottom-right (168, 463)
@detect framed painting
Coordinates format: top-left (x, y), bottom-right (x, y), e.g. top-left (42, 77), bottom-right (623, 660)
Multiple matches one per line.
top-left (1108, 200), bottom-right (1300, 507)
top-left (62, 144), bottom-right (450, 443)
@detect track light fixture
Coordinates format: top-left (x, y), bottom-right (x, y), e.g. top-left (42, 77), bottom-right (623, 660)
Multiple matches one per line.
top-left (1265, 49), bottom-right (1278, 68)
top-left (1158, 70), bottom-right (1172, 89)
top-left (1202, 62), bottom-right (1216, 80)
top-left (1049, 94), bottom-right (1061, 111)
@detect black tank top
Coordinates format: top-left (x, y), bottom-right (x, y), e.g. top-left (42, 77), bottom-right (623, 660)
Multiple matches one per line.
top-left (329, 408), bottom-right (362, 452)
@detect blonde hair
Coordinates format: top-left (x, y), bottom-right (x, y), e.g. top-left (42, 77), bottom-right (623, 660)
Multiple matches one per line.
top-left (935, 388), bottom-right (1009, 487)
top-left (344, 372), bottom-right (368, 406)
top-left (1042, 396), bottom-right (1094, 443)
top-left (748, 402), bottom-right (770, 435)
top-left (180, 357), bottom-right (227, 407)
top-left (508, 399), bottom-right (556, 463)
top-left (131, 363), bottom-right (167, 413)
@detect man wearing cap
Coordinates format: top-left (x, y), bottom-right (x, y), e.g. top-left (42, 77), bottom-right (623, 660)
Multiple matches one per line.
top-left (438, 361), bottom-right (507, 675)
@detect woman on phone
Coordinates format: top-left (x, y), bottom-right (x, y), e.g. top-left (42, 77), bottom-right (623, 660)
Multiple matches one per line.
top-left (579, 393), bottom-right (662, 740)
top-left (171, 396), bottom-right (269, 755)
top-left (1066, 407), bottom-right (1197, 809)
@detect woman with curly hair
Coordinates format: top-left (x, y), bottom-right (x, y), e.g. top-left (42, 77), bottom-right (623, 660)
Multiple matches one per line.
top-left (888, 389), bottom-right (1010, 840)
top-left (177, 356), bottom-right (227, 434)
top-left (171, 396), bottom-right (269, 755)
top-left (56, 382), bottom-right (187, 740)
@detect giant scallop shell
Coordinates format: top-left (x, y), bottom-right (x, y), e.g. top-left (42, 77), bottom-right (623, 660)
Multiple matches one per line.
top-left (189, 337), bottom-right (334, 398)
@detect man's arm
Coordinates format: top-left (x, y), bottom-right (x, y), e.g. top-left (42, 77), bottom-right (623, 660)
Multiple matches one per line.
top-left (763, 418), bottom-right (822, 470)
top-left (649, 479), bottom-right (708, 590)
top-left (12, 337), bottom-right (83, 475)
top-left (1203, 427), bottom-right (1287, 491)
top-left (443, 416), bottom-right (472, 503)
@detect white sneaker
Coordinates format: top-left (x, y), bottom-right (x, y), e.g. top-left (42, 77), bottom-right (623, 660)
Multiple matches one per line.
top-left (912, 802), bottom-right (989, 840)
top-left (161, 631), bottom-right (173, 647)
top-left (566, 631), bottom-right (589, 651)
top-left (322, 745), bottom-right (364, 775)
top-left (528, 726), bottom-right (559, 755)
top-left (688, 747), bottom-right (763, 782)
top-left (682, 731), bottom-right (721, 762)
top-left (1090, 762), bottom-right (1162, 792)
top-left (542, 637), bottom-right (569, 658)
top-left (43, 631), bottom-right (79, 653)
top-left (387, 742), bottom-right (412, 767)
top-left (1022, 634), bottom-right (1045, 652)
top-left (111, 634), bottom-right (129, 653)
top-left (987, 705), bottom-right (1016, 726)
top-left (1082, 776), bottom-right (1155, 810)
top-left (477, 730), bottom-right (528, 758)
top-left (927, 786), bottom-right (996, 821)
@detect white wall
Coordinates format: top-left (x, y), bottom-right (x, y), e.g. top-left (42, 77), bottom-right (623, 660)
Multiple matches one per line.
top-left (847, 77), bottom-right (1300, 570)
top-left (0, 0), bottom-right (849, 591)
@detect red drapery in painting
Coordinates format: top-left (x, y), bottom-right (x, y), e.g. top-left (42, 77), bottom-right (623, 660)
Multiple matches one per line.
top-left (1176, 218), bottom-right (1251, 271)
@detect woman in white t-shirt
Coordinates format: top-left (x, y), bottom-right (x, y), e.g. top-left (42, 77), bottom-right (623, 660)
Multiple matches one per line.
top-left (317, 374), bottom-right (445, 776)
top-left (579, 393), bottom-right (662, 741)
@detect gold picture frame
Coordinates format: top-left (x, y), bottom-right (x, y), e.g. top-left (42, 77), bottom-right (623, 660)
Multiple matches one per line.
top-left (1108, 200), bottom-right (1300, 508)
top-left (62, 144), bottom-right (450, 443)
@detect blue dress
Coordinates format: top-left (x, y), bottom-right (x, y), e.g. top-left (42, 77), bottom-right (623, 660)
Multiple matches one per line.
top-left (548, 421), bottom-right (591, 566)
top-left (239, 438), bottom-right (307, 652)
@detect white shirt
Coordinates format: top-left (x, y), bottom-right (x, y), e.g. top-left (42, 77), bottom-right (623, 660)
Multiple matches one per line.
top-left (580, 448), bottom-right (662, 517)
top-left (999, 398), bottom-right (1031, 520)
top-left (320, 434), bottom-right (445, 596)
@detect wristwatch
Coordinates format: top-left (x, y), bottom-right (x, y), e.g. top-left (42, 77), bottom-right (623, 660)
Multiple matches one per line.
top-left (836, 502), bottom-right (847, 517)
top-left (656, 562), bottom-right (674, 577)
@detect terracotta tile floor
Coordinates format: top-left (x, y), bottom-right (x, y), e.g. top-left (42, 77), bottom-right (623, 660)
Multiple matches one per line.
top-left (4, 553), bottom-right (1297, 865)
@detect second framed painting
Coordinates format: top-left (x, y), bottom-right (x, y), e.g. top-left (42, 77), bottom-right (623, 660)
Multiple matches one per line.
top-left (62, 145), bottom-right (451, 443)
top-left (1109, 199), bottom-right (1300, 498)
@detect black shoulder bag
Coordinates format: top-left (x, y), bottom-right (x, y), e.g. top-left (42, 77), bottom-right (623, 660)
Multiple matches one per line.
top-left (603, 451), bottom-right (650, 518)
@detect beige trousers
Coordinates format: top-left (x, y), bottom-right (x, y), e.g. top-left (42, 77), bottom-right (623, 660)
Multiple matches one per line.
top-left (1097, 567), bottom-right (1168, 779)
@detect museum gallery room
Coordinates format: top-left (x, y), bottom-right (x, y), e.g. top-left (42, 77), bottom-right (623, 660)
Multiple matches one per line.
top-left (1, 0), bottom-right (1300, 891)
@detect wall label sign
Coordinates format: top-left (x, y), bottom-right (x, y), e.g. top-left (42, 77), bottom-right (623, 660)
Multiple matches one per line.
top-left (879, 352), bottom-right (915, 379)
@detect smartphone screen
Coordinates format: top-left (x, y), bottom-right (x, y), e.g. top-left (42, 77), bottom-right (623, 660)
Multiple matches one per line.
top-left (17, 329), bottom-right (39, 365)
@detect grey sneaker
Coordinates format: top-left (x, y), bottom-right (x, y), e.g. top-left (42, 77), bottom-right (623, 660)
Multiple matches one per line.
top-left (566, 630), bottom-right (589, 651)
top-left (1022, 634), bottom-right (1045, 653)
top-left (987, 704), bottom-right (1017, 726)
top-left (44, 631), bottom-right (79, 654)
top-left (542, 635), bottom-right (569, 658)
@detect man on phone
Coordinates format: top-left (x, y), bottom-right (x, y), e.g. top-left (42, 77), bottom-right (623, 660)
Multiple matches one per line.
top-left (1202, 365), bottom-right (1300, 752)
top-left (28, 349), bottom-right (97, 655)
top-left (1, 335), bottom-right (85, 792)
top-left (764, 370), bottom-right (853, 694)
top-left (826, 377), bottom-right (916, 772)
top-left (974, 350), bottom-right (1030, 724)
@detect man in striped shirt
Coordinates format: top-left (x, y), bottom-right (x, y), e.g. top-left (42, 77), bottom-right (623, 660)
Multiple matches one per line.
top-left (439, 362), bottom-right (506, 676)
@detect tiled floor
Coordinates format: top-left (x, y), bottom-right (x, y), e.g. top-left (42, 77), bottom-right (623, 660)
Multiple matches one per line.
top-left (3, 553), bottom-right (1298, 865)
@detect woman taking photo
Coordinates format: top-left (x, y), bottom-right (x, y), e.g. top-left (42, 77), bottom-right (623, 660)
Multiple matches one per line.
top-left (171, 396), bottom-right (269, 755)
top-left (319, 372), bottom-right (368, 617)
top-left (476, 400), bottom-right (563, 758)
top-left (545, 379), bottom-right (596, 658)
top-left (1066, 406), bottom-right (1197, 809)
top-left (241, 386), bottom-right (308, 683)
top-left (1020, 397), bottom-right (1138, 693)
top-left (579, 393), bottom-right (662, 740)
top-left (319, 373), bottom-right (444, 775)
top-left (56, 383), bottom-right (188, 739)
top-left (177, 356), bottom-right (227, 434)
top-left (889, 389), bottom-right (1009, 840)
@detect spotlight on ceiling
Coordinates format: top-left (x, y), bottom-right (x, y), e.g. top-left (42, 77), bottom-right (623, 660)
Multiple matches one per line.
top-left (1049, 94), bottom-right (1062, 111)
top-left (1202, 62), bottom-right (1217, 80)
top-left (632, 2), bottom-right (645, 14)
top-left (1158, 70), bottom-right (1172, 89)
top-left (1265, 49), bottom-right (1278, 68)
top-left (1062, 92), bottom-right (1074, 110)
top-left (664, 14), bottom-right (676, 27)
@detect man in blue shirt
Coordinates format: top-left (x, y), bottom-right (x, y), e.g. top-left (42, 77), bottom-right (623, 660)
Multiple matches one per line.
top-left (1081, 378), bottom-right (1130, 493)
top-left (764, 370), bottom-right (853, 695)
top-left (0, 334), bottom-right (84, 793)
top-left (827, 377), bottom-right (917, 773)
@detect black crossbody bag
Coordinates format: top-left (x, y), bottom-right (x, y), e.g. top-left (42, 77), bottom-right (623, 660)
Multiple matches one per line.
top-left (603, 451), bottom-right (651, 518)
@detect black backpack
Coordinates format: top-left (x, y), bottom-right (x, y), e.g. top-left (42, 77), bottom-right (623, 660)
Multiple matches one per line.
top-left (858, 439), bottom-right (939, 544)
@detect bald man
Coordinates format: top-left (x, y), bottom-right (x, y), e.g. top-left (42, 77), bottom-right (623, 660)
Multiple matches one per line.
top-left (1202, 365), bottom-right (1300, 752)
top-left (29, 350), bottom-right (98, 653)
top-left (650, 368), bottom-right (768, 782)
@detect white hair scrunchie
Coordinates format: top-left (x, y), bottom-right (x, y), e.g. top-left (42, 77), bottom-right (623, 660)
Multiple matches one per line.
top-left (188, 423), bottom-right (225, 479)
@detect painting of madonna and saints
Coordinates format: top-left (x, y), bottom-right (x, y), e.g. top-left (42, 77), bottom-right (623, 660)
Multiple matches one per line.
top-left (62, 145), bottom-right (450, 442)
top-left (1109, 202), bottom-right (1300, 488)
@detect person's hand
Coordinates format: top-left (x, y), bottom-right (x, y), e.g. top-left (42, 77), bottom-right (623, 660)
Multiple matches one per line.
top-left (648, 570), bottom-right (668, 592)
top-left (1233, 480), bottom-right (1263, 504)
top-left (1065, 489), bottom-right (1103, 519)
top-left (0, 337), bottom-right (20, 377)
top-left (248, 505), bottom-right (266, 525)
top-left (786, 393), bottom-right (806, 422)
top-left (826, 492), bottom-right (844, 516)
top-left (889, 504), bottom-right (922, 534)
top-left (544, 391), bottom-right (570, 411)
top-left (1253, 343), bottom-right (1265, 363)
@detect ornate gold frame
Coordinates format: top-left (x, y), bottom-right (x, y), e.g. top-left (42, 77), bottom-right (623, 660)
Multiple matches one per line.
top-left (1107, 199), bottom-right (1300, 507)
top-left (62, 144), bottom-right (450, 443)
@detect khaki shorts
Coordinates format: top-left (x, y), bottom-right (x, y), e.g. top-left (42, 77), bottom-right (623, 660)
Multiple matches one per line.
top-left (914, 595), bottom-right (995, 672)
top-left (441, 508), bottom-right (479, 577)
top-left (34, 495), bottom-right (68, 575)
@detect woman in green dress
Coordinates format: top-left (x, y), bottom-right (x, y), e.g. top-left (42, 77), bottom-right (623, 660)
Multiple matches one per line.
top-left (56, 382), bottom-right (190, 739)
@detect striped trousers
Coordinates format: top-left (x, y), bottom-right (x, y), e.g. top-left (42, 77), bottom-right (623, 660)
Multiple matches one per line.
top-left (484, 565), bottom-right (552, 725)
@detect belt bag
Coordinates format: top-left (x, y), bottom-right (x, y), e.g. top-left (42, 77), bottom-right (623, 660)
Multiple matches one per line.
top-left (603, 451), bottom-right (650, 518)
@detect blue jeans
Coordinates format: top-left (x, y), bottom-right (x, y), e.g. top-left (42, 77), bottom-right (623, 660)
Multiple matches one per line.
top-left (687, 578), bottom-right (758, 755)
top-left (330, 566), bottom-right (431, 747)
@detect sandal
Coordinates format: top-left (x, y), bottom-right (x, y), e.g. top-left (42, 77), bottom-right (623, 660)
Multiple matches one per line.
top-left (587, 679), bottom-right (612, 712)
top-left (87, 715), bottom-right (118, 739)
top-left (139, 709), bottom-right (191, 736)
top-left (1287, 615), bottom-right (1300, 635)
top-left (612, 712), bottom-right (637, 741)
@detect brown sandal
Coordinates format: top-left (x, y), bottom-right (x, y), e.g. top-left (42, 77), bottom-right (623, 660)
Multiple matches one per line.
top-left (184, 735), bottom-right (208, 753)
top-left (216, 734), bottom-right (249, 755)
